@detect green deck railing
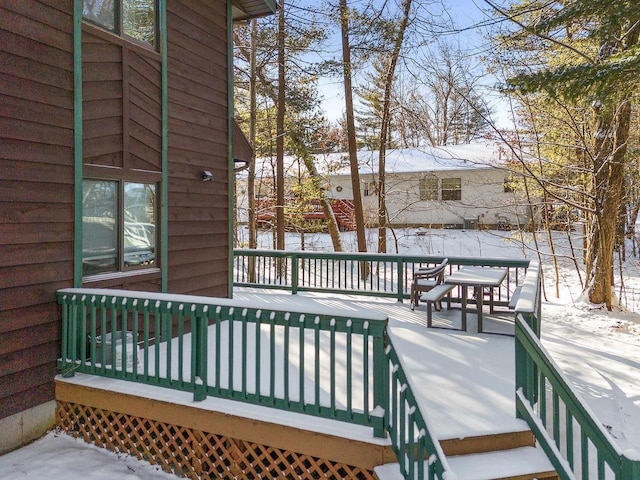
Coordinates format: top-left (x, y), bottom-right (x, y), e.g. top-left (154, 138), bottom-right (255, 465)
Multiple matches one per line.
top-left (386, 337), bottom-right (452, 479)
top-left (57, 288), bottom-right (389, 437)
top-left (58, 251), bottom-right (640, 479)
top-left (514, 262), bottom-right (640, 479)
top-left (233, 249), bottom-right (529, 306)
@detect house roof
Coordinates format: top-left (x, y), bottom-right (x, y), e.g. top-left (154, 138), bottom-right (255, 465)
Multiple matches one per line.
top-left (332, 144), bottom-right (507, 176)
top-left (245, 143), bottom-right (512, 180)
top-left (232, 0), bottom-right (277, 21)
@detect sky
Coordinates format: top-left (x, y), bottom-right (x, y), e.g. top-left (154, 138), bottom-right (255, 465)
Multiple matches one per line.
top-left (2, 228), bottom-right (640, 478)
top-left (301, 0), bottom-right (515, 127)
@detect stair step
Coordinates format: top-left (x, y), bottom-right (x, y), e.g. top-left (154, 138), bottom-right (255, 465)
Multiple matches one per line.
top-left (374, 447), bottom-right (557, 480)
top-left (447, 446), bottom-right (557, 480)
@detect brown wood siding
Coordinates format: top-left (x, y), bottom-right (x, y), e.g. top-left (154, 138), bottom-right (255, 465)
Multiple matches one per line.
top-left (82, 25), bottom-right (162, 173)
top-left (0, 0), bottom-right (74, 420)
top-left (82, 30), bottom-right (124, 168)
top-left (128, 51), bottom-right (162, 172)
top-left (167, 0), bottom-right (230, 297)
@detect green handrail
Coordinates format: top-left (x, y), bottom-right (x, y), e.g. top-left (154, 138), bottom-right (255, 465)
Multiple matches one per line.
top-left (514, 263), bottom-right (640, 479)
top-left (234, 249), bottom-right (529, 304)
top-left (57, 288), bottom-right (389, 437)
top-left (386, 337), bottom-right (452, 479)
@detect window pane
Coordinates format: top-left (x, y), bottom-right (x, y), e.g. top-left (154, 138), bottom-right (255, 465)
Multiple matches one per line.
top-left (124, 182), bottom-right (156, 268)
top-left (83, 0), bottom-right (115, 30)
top-left (419, 177), bottom-right (438, 201)
top-left (83, 180), bottom-right (118, 276)
top-left (441, 178), bottom-right (461, 201)
top-left (123, 0), bottom-right (155, 46)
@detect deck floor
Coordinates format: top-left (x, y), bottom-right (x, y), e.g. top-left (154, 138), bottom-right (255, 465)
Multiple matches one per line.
top-left (233, 290), bottom-right (529, 441)
top-left (58, 289), bottom-right (529, 446)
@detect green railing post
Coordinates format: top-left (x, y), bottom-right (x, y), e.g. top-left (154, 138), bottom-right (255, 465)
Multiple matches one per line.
top-left (193, 305), bottom-right (208, 402)
top-left (515, 317), bottom-right (536, 415)
top-left (371, 322), bottom-right (388, 438)
top-left (291, 252), bottom-right (299, 295)
top-left (396, 258), bottom-right (404, 302)
top-left (59, 295), bottom-right (74, 377)
top-left (620, 455), bottom-right (640, 479)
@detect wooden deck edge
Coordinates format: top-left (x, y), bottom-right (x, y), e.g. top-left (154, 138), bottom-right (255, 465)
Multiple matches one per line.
top-left (493, 472), bottom-right (558, 480)
top-left (54, 379), bottom-right (396, 471)
top-left (439, 430), bottom-right (535, 456)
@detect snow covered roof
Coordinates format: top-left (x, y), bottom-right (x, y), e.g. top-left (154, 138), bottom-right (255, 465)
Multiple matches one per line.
top-left (247, 143), bottom-right (509, 179)
top-left (334, 144), bottom-right (507, 176)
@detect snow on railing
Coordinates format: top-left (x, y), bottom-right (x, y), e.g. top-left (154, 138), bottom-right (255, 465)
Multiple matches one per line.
top-left (386, 339), bottom-right (453, 479)
top-left (233, 249), bottom-right (529, 306)
top-left (514, 264), bottom-right (640, 479)
top-left (57, 288), bottom-right (389, 437)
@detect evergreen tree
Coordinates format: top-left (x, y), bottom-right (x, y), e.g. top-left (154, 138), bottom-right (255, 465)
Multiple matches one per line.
top-left (489, 0), bottom-right (640, 308)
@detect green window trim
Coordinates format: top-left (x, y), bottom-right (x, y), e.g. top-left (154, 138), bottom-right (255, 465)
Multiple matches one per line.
top-left (82, 179), bottom-right (158, 279)
top-left (73, 0), bottom-right (168, 288)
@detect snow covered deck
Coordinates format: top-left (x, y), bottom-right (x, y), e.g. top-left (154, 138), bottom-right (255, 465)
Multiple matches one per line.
top-left (231, 289), bottom-right (529, 443)
top-left (55, 288), bottom-right (542, 478)
top-left (57, 289), bottom-right (528, 444)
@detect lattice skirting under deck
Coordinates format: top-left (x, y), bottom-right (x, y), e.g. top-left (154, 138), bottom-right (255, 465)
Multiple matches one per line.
top-left (56, 401), bottom-right (378, 480)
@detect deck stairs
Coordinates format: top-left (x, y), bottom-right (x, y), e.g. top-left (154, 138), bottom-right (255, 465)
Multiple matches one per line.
top-left (255, 198), bottom-right (357, 231)
top-left (375, 431), bottom-right (558, 480)
top-left (330, 199), bottom-right (356, 231)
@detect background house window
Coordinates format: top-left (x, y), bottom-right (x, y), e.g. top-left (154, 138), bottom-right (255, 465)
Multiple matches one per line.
top-left (504, 177), bottom-right (515, 193)
top-left (363, 181), bottom-right (377, 197)
top-left (419, 176), bottom-right (438, 201)
top-left (83, 0), bottom-right (156, 49)
top-left (83, 179), bottom-right (156, 277)
top-left (441, 177), bottom-right (462, 201)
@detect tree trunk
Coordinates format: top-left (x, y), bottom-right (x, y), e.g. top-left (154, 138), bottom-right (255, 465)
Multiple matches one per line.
top-left (247, 19), bottom-right (258, 282)
top-left (340, 0), bottom-right (368, 261)
top-left (377, 0), bottom-right (412, 254)
top-left (276, 0), bottom-right (286, 253)
top-left (587, 98), bottom-right (632, 308)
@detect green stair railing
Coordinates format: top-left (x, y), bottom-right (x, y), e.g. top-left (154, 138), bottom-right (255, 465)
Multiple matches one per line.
top-left (57, 288), bottom-right (389, 437)
top-left (386, 337), bottom-right (452, 479)
top-left (514, 262), bottom-right (640, 479)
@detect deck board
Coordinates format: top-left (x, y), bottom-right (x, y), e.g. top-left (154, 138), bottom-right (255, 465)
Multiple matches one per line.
top-left (233, 290), bottom-right (529, 441)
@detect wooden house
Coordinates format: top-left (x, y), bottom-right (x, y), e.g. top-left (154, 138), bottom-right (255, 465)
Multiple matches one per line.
top-left (236, 145), bottom-right (530, 233)
top-left (0, 0), bottom-right (275, 453)
top-left (327, 145), bottom-right (530, 230)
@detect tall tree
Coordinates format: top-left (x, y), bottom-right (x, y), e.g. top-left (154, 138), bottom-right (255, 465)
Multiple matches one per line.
top-left (234, 2), bottom-right (345, 250)
top-left (377, 0), bottom-right (413, 253)
top-left (276, 0), bottom-right (286, 252)
top-left (488, 0), bottom-right (640, 308)
top-left (405, 44), bottom-right (492, 146)
top-left (339, 0), bottom-right (369, 257)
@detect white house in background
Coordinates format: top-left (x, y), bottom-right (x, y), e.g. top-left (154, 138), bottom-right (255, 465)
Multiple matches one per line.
top-left (236, 143), bottom-right (530, 230)
top-left (326, 144), bottom-right (530, 230)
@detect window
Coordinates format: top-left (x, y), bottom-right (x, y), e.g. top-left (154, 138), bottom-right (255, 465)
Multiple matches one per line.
top-left (441, 177), bottom-right (462, 201)
top-left (83, 179), bottom-right (156, 277)
top-left (419, 176), bottom-right (438, 201)
top-left (504, 176), bottom-right (515, 193)
top-left (363, 181), bottom-right (377, 197)
top-left (83, 0), bottom-right (157, 49)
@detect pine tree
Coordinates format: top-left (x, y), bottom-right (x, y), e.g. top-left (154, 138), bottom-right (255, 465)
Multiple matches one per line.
top-left (489, 0), bottom-right (640, 308)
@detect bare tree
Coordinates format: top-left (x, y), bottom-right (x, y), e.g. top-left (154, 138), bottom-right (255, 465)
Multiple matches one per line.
top-left (377, 0), bottom-right (413, 253)
top-left (340, 0), bottom-right (369, 259)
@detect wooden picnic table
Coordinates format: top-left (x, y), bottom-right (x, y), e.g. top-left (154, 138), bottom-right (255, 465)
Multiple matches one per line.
top-left (445, 266), bottom-right (508, 333)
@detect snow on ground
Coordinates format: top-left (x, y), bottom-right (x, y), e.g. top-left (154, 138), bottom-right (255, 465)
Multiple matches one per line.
top-left (3, 228), bottom-right (640, 477)
top-left (0, 429), bottom-right (176, 480)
